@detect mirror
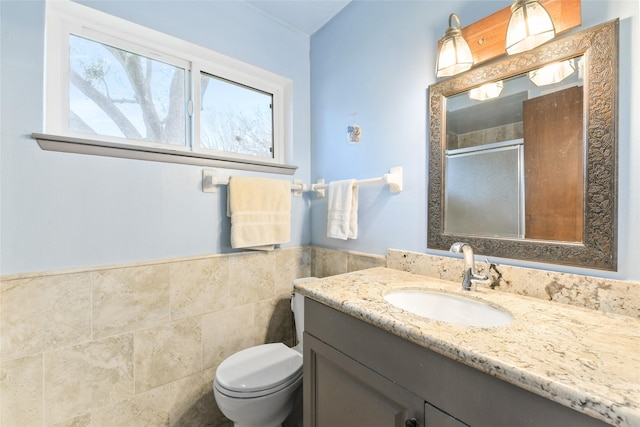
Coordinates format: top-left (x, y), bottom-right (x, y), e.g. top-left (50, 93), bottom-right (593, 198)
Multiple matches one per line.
top-left (444, 58), bottom-right (584, 241)
top-left (428, 20), bottom-right (618, 270)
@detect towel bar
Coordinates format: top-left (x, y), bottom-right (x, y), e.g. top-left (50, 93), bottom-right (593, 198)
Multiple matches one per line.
top-left (202, 170), bottom-right (306, 197)
top-left (202, 166), bottom-right (403, 199)
top-left (311, 167), bottom-right (403, 198)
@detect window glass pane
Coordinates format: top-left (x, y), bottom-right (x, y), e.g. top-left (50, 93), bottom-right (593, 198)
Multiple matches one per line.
top-left (69, 34), bottom-right (186, 146)
top-left (200, 72), bottom-right (274, 158)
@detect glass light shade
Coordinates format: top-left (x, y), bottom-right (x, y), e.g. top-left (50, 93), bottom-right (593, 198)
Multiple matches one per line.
top-left (469, 81), bottom-right (504, 101)
top-left (436, 14), bottom-right (473, 78)
top-left (505, 0), bottom-right (555, 55)
top-left (528, 59), bottom-right (576, 86)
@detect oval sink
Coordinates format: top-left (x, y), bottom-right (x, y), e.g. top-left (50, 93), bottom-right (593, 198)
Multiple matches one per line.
top-left (384, 290), bottom-right (512, 328)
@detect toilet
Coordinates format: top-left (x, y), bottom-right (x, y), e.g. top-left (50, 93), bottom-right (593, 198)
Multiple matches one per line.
top-left (213, 278), bottom-right (316, 427)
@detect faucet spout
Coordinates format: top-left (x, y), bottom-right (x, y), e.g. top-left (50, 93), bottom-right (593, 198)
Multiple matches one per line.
top-left (449, 242), bottom-right (489, 291)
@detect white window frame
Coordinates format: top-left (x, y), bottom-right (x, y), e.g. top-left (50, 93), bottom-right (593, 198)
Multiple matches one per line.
top-left (38, 0), bottom-right (295, 174)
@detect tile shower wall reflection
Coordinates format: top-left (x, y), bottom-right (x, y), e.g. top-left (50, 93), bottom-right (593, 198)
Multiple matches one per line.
top-left (0, 247), bottom-right (312, 427)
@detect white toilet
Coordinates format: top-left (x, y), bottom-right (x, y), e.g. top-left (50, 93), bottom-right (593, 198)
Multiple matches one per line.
top-left (213, 278), bottom-right (316, 427)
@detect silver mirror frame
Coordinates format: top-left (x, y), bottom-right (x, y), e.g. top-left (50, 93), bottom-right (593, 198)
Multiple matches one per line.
top-left (428, 19), bottom-right (619, 270)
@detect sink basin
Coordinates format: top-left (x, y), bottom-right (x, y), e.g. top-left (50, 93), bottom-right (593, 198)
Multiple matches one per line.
top-left (384, 290), bottom-right (512, 327)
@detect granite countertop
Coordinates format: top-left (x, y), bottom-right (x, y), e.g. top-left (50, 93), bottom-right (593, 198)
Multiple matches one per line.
top-left (294, 267), bottom-right (640, 427)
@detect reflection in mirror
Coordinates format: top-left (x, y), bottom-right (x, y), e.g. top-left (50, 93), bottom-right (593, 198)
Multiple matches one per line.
top-left (428, 20), bottom-right (618, 270)
top-left (444, 57), bottom-right (584, 242)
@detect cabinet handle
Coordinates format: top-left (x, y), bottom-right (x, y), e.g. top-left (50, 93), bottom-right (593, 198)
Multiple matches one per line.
top-left (405, 418), bottom-right (418, 427)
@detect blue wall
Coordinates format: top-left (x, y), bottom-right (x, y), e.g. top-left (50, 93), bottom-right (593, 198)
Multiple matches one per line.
top-left (309, 0), bottom-right (640, 280)
top-left (2, 0), bottom-right (638, 280)
top-left (0, 0), bottom-right (312, 274)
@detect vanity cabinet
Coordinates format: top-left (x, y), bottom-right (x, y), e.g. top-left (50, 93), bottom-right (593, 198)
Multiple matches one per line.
top-left (305, 333), bottom-right (426, 427)
top-left (303, 299), bottom-right (610, 427)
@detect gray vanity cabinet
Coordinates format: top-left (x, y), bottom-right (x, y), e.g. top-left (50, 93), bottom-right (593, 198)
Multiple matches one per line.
top-left (303, 299), bottom-right (610, 427)
top-left (305, 333), bottom-right (426, 427)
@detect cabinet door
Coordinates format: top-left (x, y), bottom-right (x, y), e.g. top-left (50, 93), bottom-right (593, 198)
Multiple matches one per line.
top-left (425, 402), bottom-right (469, 427)
top-left (304, 333), bottom-right (424, 427)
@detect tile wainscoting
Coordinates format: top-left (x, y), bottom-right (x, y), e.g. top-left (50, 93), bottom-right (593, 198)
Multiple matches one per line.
top-left (3, 246), bottom-right (637, 426)
top-left (311, 246), bottom-right (387, 278)
top-left (0, 247), bottom-right (384, 427)
top-left (1, 248), bottom-right (314, 427)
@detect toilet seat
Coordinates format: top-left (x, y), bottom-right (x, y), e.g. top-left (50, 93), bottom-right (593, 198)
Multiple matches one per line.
top-left (214, 370), bottom-right (302, 399)
top-left (214, 343), bottom-right (303, 398)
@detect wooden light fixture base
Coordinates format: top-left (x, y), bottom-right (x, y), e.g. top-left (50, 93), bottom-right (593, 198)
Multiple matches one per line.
top-left (456, 0), bottom-right (581, 66)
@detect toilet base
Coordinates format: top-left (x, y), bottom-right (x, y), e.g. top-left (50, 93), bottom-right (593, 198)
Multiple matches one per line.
top-left (233, 421), bottom-right (282, 427)
top-left (226, 380), bottom-right (303, 427)
top-left (214, 378), bottom-right (302, 427)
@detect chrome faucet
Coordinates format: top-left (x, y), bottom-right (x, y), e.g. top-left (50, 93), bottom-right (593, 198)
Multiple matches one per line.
top-left (449, 242), bottom-right (489, 291)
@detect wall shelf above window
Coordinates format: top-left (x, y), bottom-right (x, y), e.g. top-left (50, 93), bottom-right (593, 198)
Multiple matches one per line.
top-left (32, 133), bottom-right (298, 175)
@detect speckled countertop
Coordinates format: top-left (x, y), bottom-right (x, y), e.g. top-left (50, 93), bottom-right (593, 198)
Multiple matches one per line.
top-left (294, 267), bottom-right (640, 427)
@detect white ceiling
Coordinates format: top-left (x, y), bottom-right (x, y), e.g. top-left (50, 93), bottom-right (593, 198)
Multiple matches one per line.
top-left (244, 0), bottom-right (352, 35)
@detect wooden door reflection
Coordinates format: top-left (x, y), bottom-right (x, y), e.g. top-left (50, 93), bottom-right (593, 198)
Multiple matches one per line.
top-left (523, 85), bottom-right (584, 241)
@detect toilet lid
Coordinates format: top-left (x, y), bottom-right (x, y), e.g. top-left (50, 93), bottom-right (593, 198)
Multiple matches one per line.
top-left (215, 343), bottom-right (303, 393)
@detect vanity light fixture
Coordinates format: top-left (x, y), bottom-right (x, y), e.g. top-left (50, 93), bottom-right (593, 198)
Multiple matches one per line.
top-left (436, 13), bottom-right (473, 78)
top-left (528, 59), bottom-right (576, 86)
top-left (505, 0), bottom-right (556, 55)
top-left (469, 81), bottom-right (504, 101)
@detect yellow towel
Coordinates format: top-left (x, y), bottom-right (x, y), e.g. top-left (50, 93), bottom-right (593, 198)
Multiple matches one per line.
top-left (227, 176), bottom-right (291, 250)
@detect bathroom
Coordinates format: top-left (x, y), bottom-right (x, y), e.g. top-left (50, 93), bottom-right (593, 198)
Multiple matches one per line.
top-left (0, 0), bottom-right (638, 425)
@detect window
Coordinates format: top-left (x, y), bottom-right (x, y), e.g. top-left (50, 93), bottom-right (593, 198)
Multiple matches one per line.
top-left (69, 34), bottom-right (188, 147)
top-left (199, 73), bottom-right (274, 157)
top-left (41, 0), bottom-right (294, 173)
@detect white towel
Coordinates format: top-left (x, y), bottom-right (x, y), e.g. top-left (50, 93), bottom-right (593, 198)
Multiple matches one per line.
top-left (227, 176), bottom-right (291, 250)
top-left (327, 179), bottom-right (358, 240)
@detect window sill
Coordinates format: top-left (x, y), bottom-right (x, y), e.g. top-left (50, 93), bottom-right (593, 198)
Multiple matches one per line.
top-left (32, 133), bottom-right (298, 175)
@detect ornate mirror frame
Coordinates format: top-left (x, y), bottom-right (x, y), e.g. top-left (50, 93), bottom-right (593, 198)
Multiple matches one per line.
top-left (428, 19), bottom-right (618, 270)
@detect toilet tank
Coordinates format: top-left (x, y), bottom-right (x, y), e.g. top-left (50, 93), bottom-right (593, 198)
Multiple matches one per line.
top-left (291, 277), bottom-right (318, 349)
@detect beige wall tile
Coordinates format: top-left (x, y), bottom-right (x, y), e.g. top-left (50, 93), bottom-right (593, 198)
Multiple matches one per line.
top-left (275, 247), bottom-right (312, 297)
top-left (91, 384), bottom-right (171, 427)
top-left (1, 273), bottom-right (91, 361)
top-left (202, 304), bottom-right (254, 369)
top-left (229, 252), bottom-right (275, 306)
top-left (48, 413), bottom-right (91, 427)
top-left (1, 354), bottom-right (43, 426)
top-left (312, 247), bottom-right (347, 277)
top-left (254, 297), bottom-right (294, 347)
top-left (312, 247), bottom-right (385, 278)
top-left (0, 248), bottom-right (313, 427)
top-left (44, 334), bottom-right (134, 425)
top-left (347, 252), bottom-right (386, 272)
top-left (169, 367), bottom-right (228, 427)
top-left (93, 265), bottom-right (171, 339)
top-left (170, 257), bottom-right (229, 320)
top-left (134, 317), bottom-right (201, 393)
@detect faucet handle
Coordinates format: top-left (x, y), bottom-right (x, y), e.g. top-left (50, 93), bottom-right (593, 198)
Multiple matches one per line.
top-left (473, 257), bottom-right (491, 282)
top-left (482, 257), bottom-right (491, 278)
